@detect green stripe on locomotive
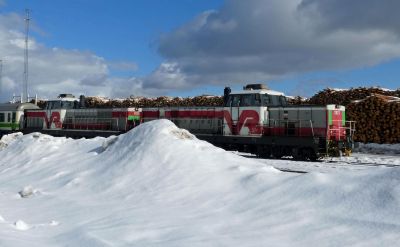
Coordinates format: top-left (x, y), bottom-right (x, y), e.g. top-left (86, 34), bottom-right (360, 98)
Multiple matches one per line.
top-left (127, 115), bottom-right (140, 121)
top-left (328, 109), bottom-right (346, 126)
top-left (0, 122), bottom-right (20, 130)
top-left (342, 111), bottom-right (346, 126)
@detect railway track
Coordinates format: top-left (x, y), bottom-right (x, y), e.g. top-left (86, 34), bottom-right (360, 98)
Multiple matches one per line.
top-left (240, 152), bottom-right (400, 174)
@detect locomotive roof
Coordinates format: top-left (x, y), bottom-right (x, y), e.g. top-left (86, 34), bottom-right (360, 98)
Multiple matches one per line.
top-left (0, 103), bottom-right (40, 111)
top-left (49, 97), bottom-right (78, 102)
top-left (230, 89), bottom-right (285, 96)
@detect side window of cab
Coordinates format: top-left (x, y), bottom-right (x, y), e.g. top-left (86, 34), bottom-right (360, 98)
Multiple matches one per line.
top-left (231, 95), bottom-right (241, 107)
top-left (240, 94), bottom-right (252, 106)
top-left (262, 94), bottom-right (271, 106)
top-left (46, 101), bottom-right (61, 110)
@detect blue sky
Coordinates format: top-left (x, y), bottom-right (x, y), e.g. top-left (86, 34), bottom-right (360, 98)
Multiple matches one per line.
top-left (1, 0), bottom-right (223, 76)
top-left (0, 0), bottom-right (399, 101)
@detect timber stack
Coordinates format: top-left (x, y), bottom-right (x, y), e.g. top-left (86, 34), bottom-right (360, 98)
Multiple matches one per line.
top-left (84, 95), bottom-right (224, 108)
top-left (346, 94), bottom-right (400, 143)
top-left (308, 87), bottom-right (399, 105)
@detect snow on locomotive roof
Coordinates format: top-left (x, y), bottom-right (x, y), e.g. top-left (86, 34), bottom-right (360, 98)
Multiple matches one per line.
top-left (53, 97), bottom-right (77, 102)
top-left (230, 89), bottom-right (285, 96)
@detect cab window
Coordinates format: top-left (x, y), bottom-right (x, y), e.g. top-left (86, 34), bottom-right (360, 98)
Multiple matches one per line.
top-left (46, 101), bottom-right (61, 109)
top-left (239, 94), bottom-right (261, 107)
top-left (226, 94), bottom-right (263, 107)
top-left (231, 95), bottom-right (241, 107)
top-left (61, 101), bottom-right (75, 109)
top-left (261, 94), bottom-right (287, 106)
top-left (0, 113), bottom-right (4, 122)
top-left (240, 94), bottom-right (252, 106)
top-left (262, 94), bottom-right (271, 106)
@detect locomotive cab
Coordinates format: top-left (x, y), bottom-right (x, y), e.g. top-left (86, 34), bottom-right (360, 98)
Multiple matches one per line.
top-left (223, 84), bottom-right (287, 136)
top-left (45, 94), bottom-right (79, 110)
top-left (224, 92), bottom-right (287, 107)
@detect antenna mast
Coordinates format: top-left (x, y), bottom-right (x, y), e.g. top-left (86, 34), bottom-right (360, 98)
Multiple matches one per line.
top-left (23, 9), bottom-right (30, 103)
top-left (0, 59), bottom-right (2, 96)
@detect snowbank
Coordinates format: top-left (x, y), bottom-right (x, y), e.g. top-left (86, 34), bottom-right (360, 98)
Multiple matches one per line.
top-left (0, 132), bottom-right (23, 149)
top-left (0, 120), bottom-right (399, 246)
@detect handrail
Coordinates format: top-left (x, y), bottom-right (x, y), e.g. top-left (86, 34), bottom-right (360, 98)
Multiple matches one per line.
top-left (327, 120), bottom-right (356, 141)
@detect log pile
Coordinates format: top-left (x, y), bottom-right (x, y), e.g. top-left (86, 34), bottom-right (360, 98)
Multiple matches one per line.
top-left (346, 94), bottom-right (400, 144)
top-left (308, 87), bottom-right (399, 106)
top-left (84, 95), bottom-right (224, 108)
top-left (287, 96), bottom-right (309, 105)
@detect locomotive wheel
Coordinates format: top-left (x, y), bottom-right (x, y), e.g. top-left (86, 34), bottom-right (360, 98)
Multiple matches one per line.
top-left (302, 148), bottom-right (318, 161)
top-left (271, 147), bottom-right (283, 159)
top-left (257, 146), bottom-right (271, 159)
top-left (292, 148), bottom-right (305, 161)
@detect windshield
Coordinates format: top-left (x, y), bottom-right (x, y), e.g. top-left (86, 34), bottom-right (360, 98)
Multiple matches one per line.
top-left (46, 100), bottom-right (77, 109)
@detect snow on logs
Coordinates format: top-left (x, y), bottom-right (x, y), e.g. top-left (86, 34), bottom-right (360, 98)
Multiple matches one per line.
top-left (84, 95), bottom-right (224, 108)
top-left (308, 87), bottom-right (400, 106)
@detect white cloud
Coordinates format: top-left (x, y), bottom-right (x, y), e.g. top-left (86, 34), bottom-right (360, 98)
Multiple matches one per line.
top-left (0, 12), bottom-right (143, 102)
top-left (148, 0), bottom-right (400, 91)
top-left (9, 38), bottom-right (37, 50)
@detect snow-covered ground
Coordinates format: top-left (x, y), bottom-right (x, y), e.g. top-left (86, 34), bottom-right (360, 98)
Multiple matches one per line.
top-left (0, 120), bottom-right (399, 246)
top-left (243, 151), bottom-right (400, 174)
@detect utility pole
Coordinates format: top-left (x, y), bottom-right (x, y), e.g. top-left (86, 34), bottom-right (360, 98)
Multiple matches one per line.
top-left (23, 9), bottom-right (30, 103)
top-left (0, 59), bottom-right (2, 96)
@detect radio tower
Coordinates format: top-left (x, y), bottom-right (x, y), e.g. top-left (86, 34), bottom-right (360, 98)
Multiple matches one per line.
top-left (0, 59), bottom-right (3, 96)
top-left (23, 9), bottom-right (30, 103)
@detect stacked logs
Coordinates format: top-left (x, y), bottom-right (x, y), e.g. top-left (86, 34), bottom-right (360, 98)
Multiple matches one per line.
top-left (308, 87), bottom-right (399, 106)
top-left (287, 96), bottom-right (309, 105)
top-left (346, 94), bottom-right (400, 143)
top-left (84, 95), bottom-right (224, 108)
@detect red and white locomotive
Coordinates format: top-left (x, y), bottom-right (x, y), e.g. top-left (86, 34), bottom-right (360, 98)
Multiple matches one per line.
top-left (142, 84), bottom-right (355, 159)
top-left (25, 94), bottom-right (141, 137)
top-left (23, 84), bottom-right (355, 159)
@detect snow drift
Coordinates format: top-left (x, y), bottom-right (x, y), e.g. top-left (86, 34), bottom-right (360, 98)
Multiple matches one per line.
top-left (0, 120), bottom-right (399, 246)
